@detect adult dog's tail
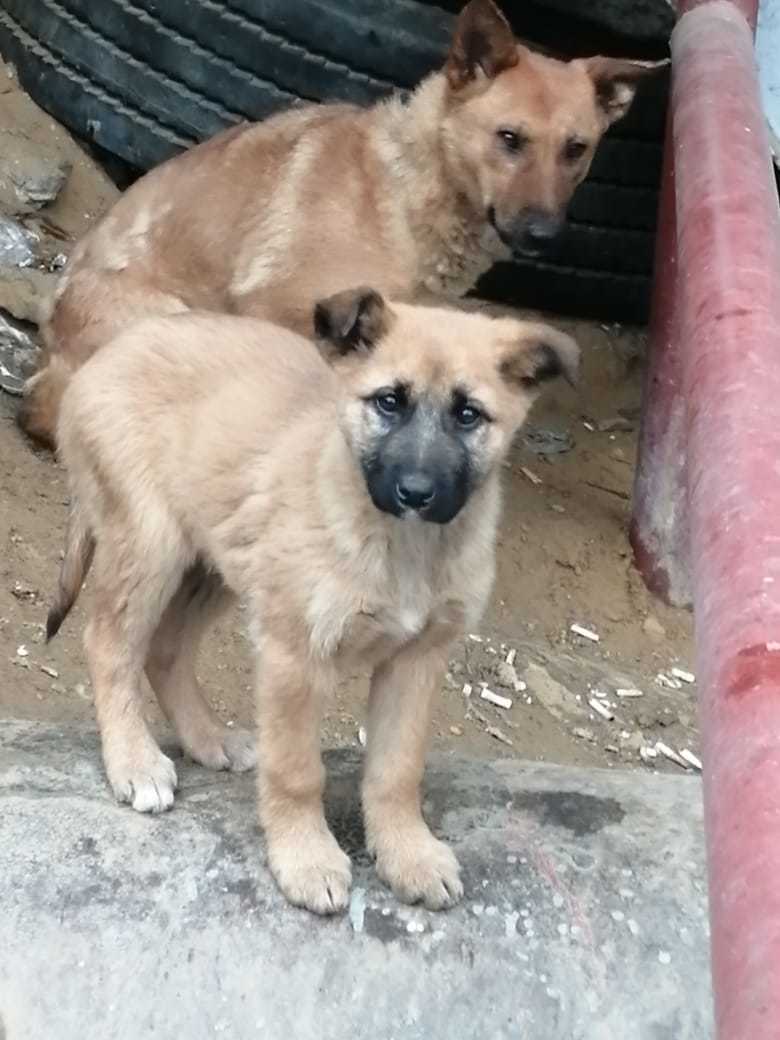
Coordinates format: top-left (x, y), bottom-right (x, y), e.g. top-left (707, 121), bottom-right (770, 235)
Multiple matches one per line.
top-left (46, 503), bottom-right (95, 640)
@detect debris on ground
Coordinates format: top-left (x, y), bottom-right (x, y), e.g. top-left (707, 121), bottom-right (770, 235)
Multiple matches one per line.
top-left (0, 310), bottom-right (40, 394)
top-left (485, 724), bottom-right (514, 747)
top-left (680, 748), bottom-right (703, 771)
top-left (519, 465), bottom-right (543, 486)
top-left (0, 139), bottom-right (70, 214)
top-left (596, 416), bottom-right (636, 433)
top-left (0, 215), bottom-right (37, 267)
top-left (570, 623), bottom-right (600, 643)
top-left (480, 687), bottom-right (512, 710)
top-left (522, 426), bottom-right (574, 456)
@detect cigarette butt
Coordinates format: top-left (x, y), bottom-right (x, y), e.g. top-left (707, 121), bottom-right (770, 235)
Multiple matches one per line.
top-left (671, 667), bottom-right (695, 684)
top-left (589, 697), bottom-right (614, 721)
top-left (481, 688), bottom-right (513, 710)
top-left (680, 748), bottom-right (703, 771)
top-left (486, 725), bottom-right (514, 747)
top-left (571, 624), bottom-right (600, 643)
top-left (656, 741), bottom-right (688, 769)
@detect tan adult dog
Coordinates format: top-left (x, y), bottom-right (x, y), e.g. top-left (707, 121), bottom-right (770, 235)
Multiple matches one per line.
top-left (20, 0), bottom-right (660, 449)
top-left (46, 289), bottom-right (578, 914)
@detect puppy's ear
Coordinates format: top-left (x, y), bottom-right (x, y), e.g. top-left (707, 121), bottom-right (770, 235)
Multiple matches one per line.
top-left (445, 0), bottom-right (518, 91)
top-left (584, 57), bottom-right (669, 125)
top-left (500, 324), bottom-right (580, 391)
top-left (313, 287), bottom-right (390, 360)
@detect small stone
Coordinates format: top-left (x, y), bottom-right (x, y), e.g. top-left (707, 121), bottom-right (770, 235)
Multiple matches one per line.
top-left (11, 581), bottom-right (37, 602)
top-left (449, 725), bottom-right (463, 737)
top-left (643, 615), bottom-right (666, 640)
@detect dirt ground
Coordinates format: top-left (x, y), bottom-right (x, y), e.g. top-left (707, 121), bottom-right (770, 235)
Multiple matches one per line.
top-left (0, 63), bottom-right (699, 779)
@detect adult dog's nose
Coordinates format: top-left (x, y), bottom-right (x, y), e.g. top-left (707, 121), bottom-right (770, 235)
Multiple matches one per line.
top-left (395, 472), bottom-right (435, 511)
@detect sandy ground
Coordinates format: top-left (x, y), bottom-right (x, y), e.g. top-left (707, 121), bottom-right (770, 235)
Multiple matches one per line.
top-left (0, 62), bottom-right (699, 779)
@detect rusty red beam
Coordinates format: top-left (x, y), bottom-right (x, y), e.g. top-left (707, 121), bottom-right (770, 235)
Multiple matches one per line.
top-left (631, 0), bottom-right (760, 608)
top-left (630, 108), bottom-right (691, 606)
top-left (661, 0), bottom-right (780, 1035)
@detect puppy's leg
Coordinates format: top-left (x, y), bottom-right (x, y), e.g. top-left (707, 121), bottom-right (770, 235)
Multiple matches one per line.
top-left (255, 629), bottom-right (351, 914)
top-left (85, 538), bottom-right (186, 814)
top-left (363, 621), bottom-right (463, 910)
top-left (146, 567), bottom-right (255, 772)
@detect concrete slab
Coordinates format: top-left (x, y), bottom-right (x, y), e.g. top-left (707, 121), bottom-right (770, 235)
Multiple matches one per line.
top-left (0, 720), bottom-right (712, 1039)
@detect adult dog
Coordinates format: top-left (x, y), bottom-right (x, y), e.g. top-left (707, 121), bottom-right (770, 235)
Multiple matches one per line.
top-left (20, 0), bottom-right (661, 448)
top-left (47, 289), bottom-right (578, 913)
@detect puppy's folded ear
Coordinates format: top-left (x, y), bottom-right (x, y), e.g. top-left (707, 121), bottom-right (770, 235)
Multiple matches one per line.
top-left (500, 323), bottom-right (580, 390)
top-left (445, 0), bottom-right (518, 91)
top-left (314, 287), bottom-right (390, 360)
top-left (584, 57), bottom-right (669, 125)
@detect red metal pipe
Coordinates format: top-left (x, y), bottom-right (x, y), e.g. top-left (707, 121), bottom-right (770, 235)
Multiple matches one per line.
top-left (630, 111), bottom-right (691, 606)
top-left (671, 2), bottom-right (780, 1036)
top-left (630, 0), bottom-right (759, 605)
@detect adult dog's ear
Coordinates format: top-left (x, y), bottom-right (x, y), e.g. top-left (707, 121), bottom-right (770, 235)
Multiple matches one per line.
top-left (500, 323), bottom-right (580, 390)
top-left (584, 57), bottom-right (669, 126)
top-left (313, 287), bottom-right (390, 360)
top-left (445, 0), bottom-right (518, 91)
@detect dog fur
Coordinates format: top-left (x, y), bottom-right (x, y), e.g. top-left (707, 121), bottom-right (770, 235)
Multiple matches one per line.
top-left (47, 290), bottom-right (579, 913)
top-left (19, 0), bottom-right (660, 448)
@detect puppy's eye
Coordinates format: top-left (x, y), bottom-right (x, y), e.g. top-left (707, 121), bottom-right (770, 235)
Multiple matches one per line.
top-left (497, 129), bottom-right (526, 154)
top-left (563, 138), bottom-right (588, 162)
top-left (455, 403), bottom-right (483, 429)
top-left (374, 391), bottom-right (401, 416)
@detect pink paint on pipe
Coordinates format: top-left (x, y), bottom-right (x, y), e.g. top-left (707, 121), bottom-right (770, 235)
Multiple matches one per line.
top-left (671, 1), bottom-right (780, 1035)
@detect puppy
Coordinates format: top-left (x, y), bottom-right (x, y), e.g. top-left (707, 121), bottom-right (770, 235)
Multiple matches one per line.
top-left (21, 0), bottom-right (655, 447)
top-left (47, 289), bottom-right (579, 914)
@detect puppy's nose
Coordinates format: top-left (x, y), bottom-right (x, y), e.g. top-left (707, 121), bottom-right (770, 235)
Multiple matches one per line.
top-left (395, 473), bottom-right (435, 511)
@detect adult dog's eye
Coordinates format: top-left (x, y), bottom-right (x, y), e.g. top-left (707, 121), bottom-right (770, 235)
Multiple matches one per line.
top-left (563, 138), bottom-right (588, 162)
top-left (497, 129), bottom-right (526, 154)
top-left (374, 391), bottom-right (401, 416)
top-left (455, 403), bottom-right (482, 428)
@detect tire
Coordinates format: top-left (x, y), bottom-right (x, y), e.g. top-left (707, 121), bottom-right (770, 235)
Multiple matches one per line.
top-left (0, 0), bottom-right (668, 323)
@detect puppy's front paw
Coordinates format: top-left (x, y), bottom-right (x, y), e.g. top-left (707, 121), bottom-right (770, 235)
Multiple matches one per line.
top-left (106, 745), bottom-right (178, 813)
top-left (374, 829), bottom-right (463, 910)
top-left (269, 831), bottom-right (352, 915)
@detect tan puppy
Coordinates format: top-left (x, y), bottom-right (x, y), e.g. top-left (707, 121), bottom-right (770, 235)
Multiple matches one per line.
top-left (20, 0), bottom-right (658, 448)
top-left (47, 290), bottom-right (578, 914)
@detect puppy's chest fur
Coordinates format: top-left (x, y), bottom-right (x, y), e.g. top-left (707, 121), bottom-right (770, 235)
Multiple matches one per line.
top-left (307, 527), bottom-right (454, 665)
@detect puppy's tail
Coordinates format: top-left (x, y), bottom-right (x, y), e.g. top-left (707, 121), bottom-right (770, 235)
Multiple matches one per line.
top-left (46, 503), bottom-right (95, 641)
